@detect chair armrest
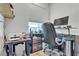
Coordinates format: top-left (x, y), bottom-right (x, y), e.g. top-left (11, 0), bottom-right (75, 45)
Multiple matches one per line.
top-left (55, 37), bottom-right (65, 45)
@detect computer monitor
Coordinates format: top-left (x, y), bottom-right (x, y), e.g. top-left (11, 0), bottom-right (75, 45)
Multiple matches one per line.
top-left (54, 16), bottom-right (69, 26)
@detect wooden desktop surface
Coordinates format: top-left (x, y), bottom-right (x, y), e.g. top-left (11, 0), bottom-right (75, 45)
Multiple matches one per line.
top-left (4, 38), bottom-right (28, 45)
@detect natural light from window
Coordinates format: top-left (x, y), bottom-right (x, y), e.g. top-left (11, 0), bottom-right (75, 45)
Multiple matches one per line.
top-left (28, 22), bottom-right (42, 34)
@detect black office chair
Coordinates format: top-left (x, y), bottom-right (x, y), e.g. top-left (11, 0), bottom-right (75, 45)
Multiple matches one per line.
top-left (42, 22), bottom-right (57, 48)
top-left (42, 22), bottom-right (64, 56)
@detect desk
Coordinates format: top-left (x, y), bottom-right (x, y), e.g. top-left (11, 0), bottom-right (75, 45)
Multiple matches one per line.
top-left (5, 39), bottom-right (27, 45)
top-left (4, 39), bottom-right (28, 56)
top-left (32, 34), bottom-right (43, 53)
top-left (57, 33), bottom-right (75, 56)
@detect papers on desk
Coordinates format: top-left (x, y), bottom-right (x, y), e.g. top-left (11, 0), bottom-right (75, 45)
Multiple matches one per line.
top-left (8, 32), bottom-right (29, 41)
top-left (8, 33), bottom-right (22, 41)
top-left (9, 38), bottom-right (20, 41)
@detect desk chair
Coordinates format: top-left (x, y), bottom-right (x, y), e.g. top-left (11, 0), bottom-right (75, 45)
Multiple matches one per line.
top-left (42, 22), bottom-right (64, 56)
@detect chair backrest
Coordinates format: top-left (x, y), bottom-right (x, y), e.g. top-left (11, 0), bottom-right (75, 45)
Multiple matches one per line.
top-left (42, 22), bottom-right (57, 48)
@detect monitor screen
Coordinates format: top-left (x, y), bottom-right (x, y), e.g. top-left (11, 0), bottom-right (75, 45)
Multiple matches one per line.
top-left (54, 16), bottom-right (69, 26)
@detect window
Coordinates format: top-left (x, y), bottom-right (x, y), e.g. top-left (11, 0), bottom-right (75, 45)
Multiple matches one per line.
top-left (28, 22), bottom-right (42, 34)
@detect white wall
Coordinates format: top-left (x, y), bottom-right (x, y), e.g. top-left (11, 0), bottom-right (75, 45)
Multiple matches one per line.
top-left (27, 3), bottom-right (50, 22)
top-left (5, 3), bottom-right (50, 35)
top-left (50, 3), bottom-right (79, 35)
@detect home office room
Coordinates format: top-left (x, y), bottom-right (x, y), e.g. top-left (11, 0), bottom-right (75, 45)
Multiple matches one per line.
top-left (0, 3), bottom-right (79, 56)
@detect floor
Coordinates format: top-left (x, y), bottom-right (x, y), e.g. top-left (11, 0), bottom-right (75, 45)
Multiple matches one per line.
top-left (1, 49), bottom-right (47, 56)
top-left (1, 48), bottom-right (79, 56)
top-left (30, 50), bottom-right (47, 56)
top-left (0, 44), bottom-right (46, 56)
